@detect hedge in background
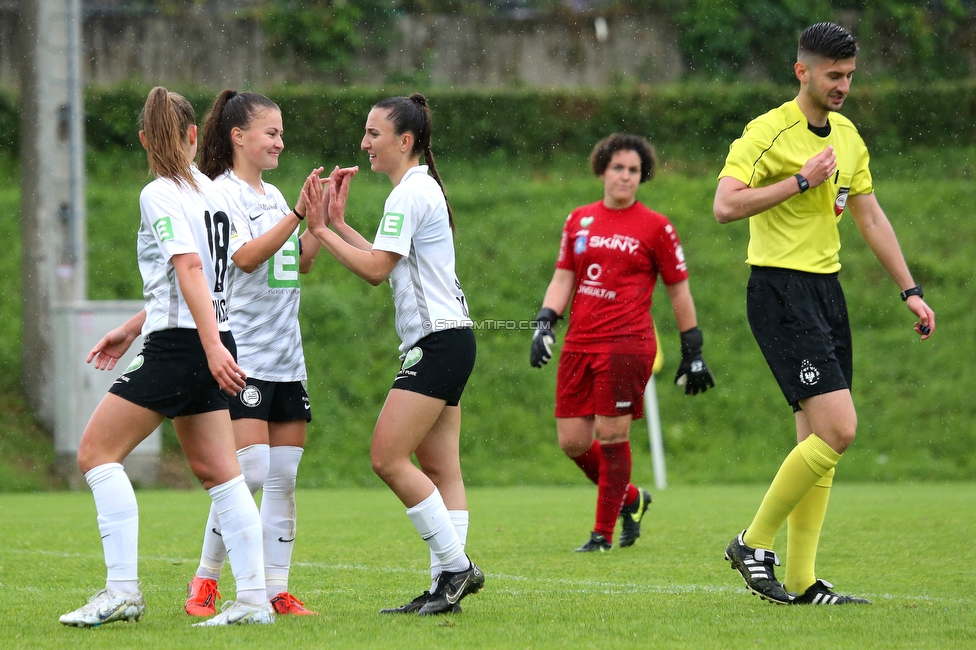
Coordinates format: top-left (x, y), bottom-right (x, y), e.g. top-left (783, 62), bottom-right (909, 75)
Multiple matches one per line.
top-left (3, 82), bottom-right (976, 160)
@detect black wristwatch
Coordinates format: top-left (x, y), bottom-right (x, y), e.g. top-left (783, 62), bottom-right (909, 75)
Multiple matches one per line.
top-left (900, 285), bottom-right (923, 301)
top-left (794, 173), bottom-right (810, 193)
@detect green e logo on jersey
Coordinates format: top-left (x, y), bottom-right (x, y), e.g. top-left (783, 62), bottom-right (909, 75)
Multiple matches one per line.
top-left (380, 212), bottom-right (404, 237)
top-left (153, 216), bottom-right (175, 242)
top-left (268, 234), bottom-right (300, 288)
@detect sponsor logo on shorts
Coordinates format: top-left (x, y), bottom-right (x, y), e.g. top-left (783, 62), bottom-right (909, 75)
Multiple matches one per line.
top-left (616, 401), bottom-right (632, 409)
top-left (402, 347), bottom-right (423, 370)
top-left (122, 354), bottom-right (144, 375)
top-left (799, 359), bottom-right (821, 386)
top-left (240, 384), bottom-right (262, 407)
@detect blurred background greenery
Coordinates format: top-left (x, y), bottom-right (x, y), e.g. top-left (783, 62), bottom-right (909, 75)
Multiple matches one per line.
top-left (3, 0), bottom-right (975, 490)
top-left (2, 139), bottom-right (972, 491)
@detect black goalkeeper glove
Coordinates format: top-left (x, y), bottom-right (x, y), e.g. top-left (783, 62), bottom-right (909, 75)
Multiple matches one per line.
top-left (674, 326), bottom-right (715, 395)
top-left (530, 307), bottom-right (559, 368)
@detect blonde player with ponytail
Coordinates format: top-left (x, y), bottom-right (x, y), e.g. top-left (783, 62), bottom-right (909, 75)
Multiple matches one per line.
top-left (60, 87), bottom-right (273, 628)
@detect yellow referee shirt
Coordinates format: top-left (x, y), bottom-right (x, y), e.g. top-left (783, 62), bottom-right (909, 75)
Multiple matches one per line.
top-left (719, 99), bottom-right (873, 273)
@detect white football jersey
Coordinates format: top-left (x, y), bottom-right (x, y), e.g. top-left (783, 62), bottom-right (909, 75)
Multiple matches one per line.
top-left (137, 167), bottom-right (232, 335)
top-left (371, 166), bottom-right (472, 354)
top-left (221, 171), bottom-right (307, 382)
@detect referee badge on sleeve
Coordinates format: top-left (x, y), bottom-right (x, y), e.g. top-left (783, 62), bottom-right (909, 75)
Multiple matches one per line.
top-left (834, 187), bottom-right (850, 216)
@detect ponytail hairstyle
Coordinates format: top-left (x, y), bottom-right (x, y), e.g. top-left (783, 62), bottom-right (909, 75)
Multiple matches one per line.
top-left (139, 87), bottom-right (198, 190)
top-left (373, 93), bottom-right (455, 234)
top-left (199, 89), bottom-right (280, 180)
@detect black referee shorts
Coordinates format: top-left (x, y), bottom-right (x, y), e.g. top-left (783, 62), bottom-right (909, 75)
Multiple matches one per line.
top-left (109, 328), bottom-right (235, 418)
top-left (746, 266), bottom-right (853, 411)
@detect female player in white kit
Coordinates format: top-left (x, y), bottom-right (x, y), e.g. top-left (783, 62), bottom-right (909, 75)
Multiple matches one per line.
top-left (183, 89), bottom-right (323, 617)
top-left (304, 93), bottom-right (483, 615)
top-left (60, 87), bottom-right (273, 628)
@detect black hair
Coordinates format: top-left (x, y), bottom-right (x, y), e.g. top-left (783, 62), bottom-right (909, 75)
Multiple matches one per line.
top-left (798, 22), bottom-right (859, 62)
top-left (373, 93), bottom-right (455, 233)
top-left (199, 89), bottom-right (280, 180)
top-left (589, 133), bottom-right (657, 184)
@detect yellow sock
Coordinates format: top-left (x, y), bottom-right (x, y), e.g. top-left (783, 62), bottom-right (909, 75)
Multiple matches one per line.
top-left (743, 434), bottom-right (840, 551)
top-left (784, 468), bottom-right (834, 594)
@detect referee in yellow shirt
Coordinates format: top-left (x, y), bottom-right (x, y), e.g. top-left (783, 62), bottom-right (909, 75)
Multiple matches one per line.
top-left (713, 22), bottom-right (935, 606)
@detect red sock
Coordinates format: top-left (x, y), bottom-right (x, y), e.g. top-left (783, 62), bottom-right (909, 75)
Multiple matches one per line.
top-left (594, 441), bottom-right (632, 541)
top-left (571, 439), bottom-right (602, 485)
top-left (622, 483), bottom-right (639, 507)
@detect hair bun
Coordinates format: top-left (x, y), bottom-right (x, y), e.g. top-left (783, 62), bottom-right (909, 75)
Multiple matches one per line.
top-left (409, 93), bottom-right (428, 107)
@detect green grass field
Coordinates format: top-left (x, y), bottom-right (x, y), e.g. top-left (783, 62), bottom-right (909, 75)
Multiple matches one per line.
top-left (1, 483), bottom-right (973, 649)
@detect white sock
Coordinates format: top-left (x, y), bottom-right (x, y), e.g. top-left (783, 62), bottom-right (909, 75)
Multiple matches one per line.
top-left (262, 445), bottom-right (303, 598)
top-left (195, 505), bottom-right (224, 581)
top-left (195, 444), bottom-right (269, 581)
top-left (239, 444), bottom-right (271, 495)
top-left (406, 489), bottom-right (468, 574)
top-left (208, 474), bottom-right (265, 605)
top-left (86, 463), bottom-right (140, 594)
top-left (430, 510), bottom-right (469, 591)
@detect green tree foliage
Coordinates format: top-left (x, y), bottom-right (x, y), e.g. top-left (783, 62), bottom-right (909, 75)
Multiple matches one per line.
top-left (251, 0), bottom-right (976, 83)
top-left (857, 0), bottom-right (973, 81)
top-left (261, 0), bottom-right (383, 74)
top-left (629, 0), bottom-right (975, 82)
top-left (57, 1), bottom-right (976, 84)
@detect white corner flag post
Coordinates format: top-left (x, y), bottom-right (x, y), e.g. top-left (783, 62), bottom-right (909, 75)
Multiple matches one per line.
top-left (645, 321), bottom-right (667, 490)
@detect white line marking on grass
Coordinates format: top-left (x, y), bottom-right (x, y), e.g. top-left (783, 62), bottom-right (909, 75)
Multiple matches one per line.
top-left (289, 561), bottom-right (957, 604)
top-left (8, 550), bottom-right (959, 604)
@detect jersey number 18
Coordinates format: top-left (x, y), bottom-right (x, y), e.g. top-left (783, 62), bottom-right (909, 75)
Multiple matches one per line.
top-left (204, 210), bottom-right (230, 293)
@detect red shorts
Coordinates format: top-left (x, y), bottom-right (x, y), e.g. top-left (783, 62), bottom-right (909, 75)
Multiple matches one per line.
top-left (555, 351), bottom-right (655, 420)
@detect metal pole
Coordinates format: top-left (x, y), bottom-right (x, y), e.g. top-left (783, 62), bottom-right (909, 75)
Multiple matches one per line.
top-left (645, 374), bottom-right (667, 490)
top-left (65, 0), bottom-right (86, 297)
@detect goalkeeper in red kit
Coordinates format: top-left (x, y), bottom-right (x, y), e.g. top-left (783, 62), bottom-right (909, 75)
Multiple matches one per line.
top-left (529, 133), bottom-right (714, 552)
